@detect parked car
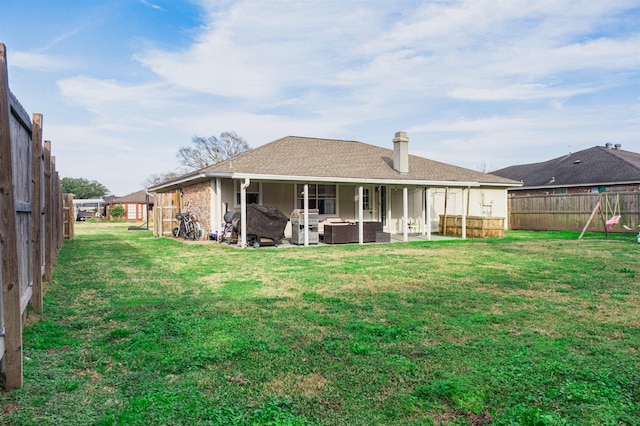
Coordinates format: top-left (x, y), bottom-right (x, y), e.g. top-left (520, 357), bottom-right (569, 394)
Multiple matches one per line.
top-left (76, 211), bottom-right (95, 221)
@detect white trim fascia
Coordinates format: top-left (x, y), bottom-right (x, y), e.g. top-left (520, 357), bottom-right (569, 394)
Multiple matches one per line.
top-left (148, 172), bottom-right (209, 192)
top-left (204, 171), bottom-right (484, 188)
top-left (480, 182), bottom-right (523, 188)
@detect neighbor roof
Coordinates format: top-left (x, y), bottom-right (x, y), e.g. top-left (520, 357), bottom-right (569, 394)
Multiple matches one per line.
top-left (492, 145), bottom-right (640, 189)
top-left (151, 136), bottom-right (520, 191)
top-left (112, 189), bottom-right (154, 204)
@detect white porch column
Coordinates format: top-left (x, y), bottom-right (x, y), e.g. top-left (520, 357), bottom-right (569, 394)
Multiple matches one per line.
top-left (426, 187), bottom-right (432, 240)
top-left (240, 178), bottom-right (249, 247)
top-left (461, 187), bottom-right (467, 240)
top-left (303, 183), bottom-right (309, 246)
top-left (503, 190), bottom-right (509, 230)
top-left (209, 179), bottom-right (216, 236)
top-left (386, 187), bottom-right (392, 233)
top-left (421, 187), bottom-right (426, 235)
top-left (403, 186), bottom-right (409, 242)
top-left (216, 178), bottom-right (222, 233)
top-left (358, 185), bottom-right (364, 244)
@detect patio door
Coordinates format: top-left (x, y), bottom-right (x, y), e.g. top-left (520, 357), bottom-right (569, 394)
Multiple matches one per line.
top-left (361, 186), bottom-right (378, 221)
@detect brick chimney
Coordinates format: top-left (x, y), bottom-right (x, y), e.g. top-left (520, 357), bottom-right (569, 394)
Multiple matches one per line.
top-left (393, 131), bottom-right (409, 175)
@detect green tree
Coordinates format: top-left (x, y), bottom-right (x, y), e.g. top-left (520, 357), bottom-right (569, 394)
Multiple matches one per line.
top-left (62, 177), bottom-right (110, 199)
top-left (177, 131), bottom-right (250, 170)
top-left (109, 204), bottom-right (125, 221)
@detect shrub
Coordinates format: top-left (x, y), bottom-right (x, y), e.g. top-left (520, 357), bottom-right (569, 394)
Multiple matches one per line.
top-left (110, 204), bottom-right (125, 221)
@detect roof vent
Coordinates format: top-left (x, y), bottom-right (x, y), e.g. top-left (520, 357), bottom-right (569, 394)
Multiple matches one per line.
top-left (573, 160), bottom-right (581, 164)
top-left (614, 143), bottom-right (622, 150)
top-left (605, 142), bottom-right (613, 149)
top-left (392, 131), bottom-right (409, 175)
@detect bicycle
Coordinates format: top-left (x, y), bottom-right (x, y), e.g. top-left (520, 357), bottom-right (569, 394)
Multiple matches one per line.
top-left (173, 212), bottom-right (203, 240)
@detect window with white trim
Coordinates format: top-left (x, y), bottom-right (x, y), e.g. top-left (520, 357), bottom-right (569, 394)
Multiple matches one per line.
top-left (296, 184), bottom-right (336, 214)
top-left (127, 204), bottom-right (137, 219)
top-left (236, 181), bottom-right (260, 206)
top-left (362, 188), bottom-right (370, 210)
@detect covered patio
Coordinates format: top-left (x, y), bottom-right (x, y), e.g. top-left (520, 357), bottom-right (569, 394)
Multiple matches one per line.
top-left (150, 133), bottom-right (520, 247)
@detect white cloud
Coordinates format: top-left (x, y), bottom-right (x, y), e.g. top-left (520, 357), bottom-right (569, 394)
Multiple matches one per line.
top-left (14, 0), bottom-right (637, 195)
top-left (10, 51), bottom-right (75, 71)
top-left (134, 1), bottom-right (386, 99)
top-left (56, 76), bottom-right (186, 131)
top-left (139, 0), bottom-right (164, 11)
top-left (448, 83), bottom-right (597, 101)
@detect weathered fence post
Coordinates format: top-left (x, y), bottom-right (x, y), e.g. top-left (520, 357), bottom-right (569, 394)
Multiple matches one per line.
top-left (0, 42), bottom-right (23, 390)
top-left (43, 140), bottom-right (53, 282)
top-left (31, 114), bottom-right (43, 311)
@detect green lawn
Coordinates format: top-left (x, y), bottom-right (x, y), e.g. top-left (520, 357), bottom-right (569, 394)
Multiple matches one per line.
top-left (2, 223), bottom-right (639, 425)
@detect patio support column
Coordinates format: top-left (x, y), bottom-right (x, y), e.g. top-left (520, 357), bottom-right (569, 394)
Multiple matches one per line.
top-left (210, 178), bottom-right (219, 236)
top-left (240, 178), bottom-right (250, 247)
top-left (358, 185), bottom-right (364, 244)
top-left (215, 178), bottom-right (222, 234)
top-left (403, 186), bottom-right (409, 242)
top-left (503, 190), bottom-right (509, 231)
top-left (303, 183), bottom-right (309, 246)
top-left (386, 186), bottom-right (392, 233)
top-left (425, 187), bottom-right (432, 240)
top-left (421, 187), bottom-right (426, 235)
top-left (461, 187), bottom-right (467, 240)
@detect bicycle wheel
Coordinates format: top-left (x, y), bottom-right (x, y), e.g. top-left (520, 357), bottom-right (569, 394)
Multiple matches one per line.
top-left (183, 221), bottom-right (194, 240)
top-left (193, 222), bottom-right (203, 240)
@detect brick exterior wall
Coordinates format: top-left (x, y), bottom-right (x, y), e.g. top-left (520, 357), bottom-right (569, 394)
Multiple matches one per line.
top-left (182, 181), bottom-right (212, 234)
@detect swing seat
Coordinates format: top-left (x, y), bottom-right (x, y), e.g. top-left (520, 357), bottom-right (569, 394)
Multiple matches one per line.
top-left (606, 215), bottom-right (621, 231)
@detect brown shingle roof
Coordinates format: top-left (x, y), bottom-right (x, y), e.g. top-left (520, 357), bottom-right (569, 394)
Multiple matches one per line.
top-left (492, 145), bottom-right (640, 188)
top-left (113, 189), bottom-right (154, 204)
top-left (200, 136), bottom-right (517, 185)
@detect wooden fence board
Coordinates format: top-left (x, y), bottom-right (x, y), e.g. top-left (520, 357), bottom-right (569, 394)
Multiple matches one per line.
top-left (509, 192), bottom-right (640, 232)
top-left (0, 43), bottom-right (68, 391)
top-left (43, 140), bottom-right (52, 282)
top-left (31, 114), bottom-right (43, 310)
top-left (1, 41), bottom-right (23, 390)
top-left (153, 192), bottom-right (179, 237)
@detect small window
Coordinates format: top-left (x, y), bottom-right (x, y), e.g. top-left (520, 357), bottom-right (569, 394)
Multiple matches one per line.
top-left (553, 188), bottom-right (567, 195)
top-left (236, 181), bottom-right (260, 206)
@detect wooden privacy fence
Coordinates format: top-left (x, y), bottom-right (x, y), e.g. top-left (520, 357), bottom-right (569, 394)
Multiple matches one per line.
top-left (153, 191), bottom-right (181, 237)
top-left (1, 43), bottom-right (70, 391)
top-left (509, 192), bottom-right (640, 232)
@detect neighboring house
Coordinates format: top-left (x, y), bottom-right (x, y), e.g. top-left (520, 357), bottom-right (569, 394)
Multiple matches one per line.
top-left (73, 197), bottom-right (108, 221)
top-left (148, 132), bottom-right (521, 246)
top-left (107, 189), bottom-right (154, 222)
top-left (492, 144), bottom-right (640, 196)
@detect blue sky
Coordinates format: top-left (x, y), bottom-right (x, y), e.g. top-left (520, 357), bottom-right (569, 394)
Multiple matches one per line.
top-left (1, 0), bottom-right (639, 196)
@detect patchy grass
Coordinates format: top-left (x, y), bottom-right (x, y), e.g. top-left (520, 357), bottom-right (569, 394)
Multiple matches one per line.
top-left (1, 223), bottom-right (639, 425)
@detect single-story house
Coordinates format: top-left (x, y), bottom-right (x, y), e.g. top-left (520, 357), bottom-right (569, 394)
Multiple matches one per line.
top-left (491, 144), bottom-right (640, 196)
top-left (148, 132), bottom-right (521, 246)
top-left (106, 189), bottom-right (154, 222)
top-left (72, 197), bottom-right (112, 220)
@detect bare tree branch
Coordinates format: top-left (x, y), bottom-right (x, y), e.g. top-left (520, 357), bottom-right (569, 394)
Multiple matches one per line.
top-left (143, 171), bottom-right (183, 188)
top-left (177, 132), bottom-right (250, 170)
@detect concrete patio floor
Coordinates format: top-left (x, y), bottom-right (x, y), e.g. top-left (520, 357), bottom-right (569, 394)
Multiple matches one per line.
top-left (207, 232), bottom-right (458, 248)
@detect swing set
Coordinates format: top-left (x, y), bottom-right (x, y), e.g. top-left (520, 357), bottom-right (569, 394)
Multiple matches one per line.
top-left (578, 193), bottom-right (627, 239)
top-left (605, 194), bottom-right (621, 231)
